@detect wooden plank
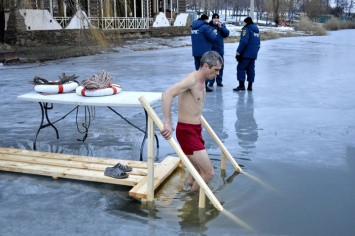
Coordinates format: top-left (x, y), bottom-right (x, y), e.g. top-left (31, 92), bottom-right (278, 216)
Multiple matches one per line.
top-left (0, 148), bottom-right (181, 201)
top-left (0, 148), bottom-right (152, 169)
top-left (0, 154), bottom-right (147, 176)
top-left (147, 114), bottom-right (155, 201)
top-left (129, 156), bottom-right (180, 199)
top-left (0, 160), bottom-right (141, 186)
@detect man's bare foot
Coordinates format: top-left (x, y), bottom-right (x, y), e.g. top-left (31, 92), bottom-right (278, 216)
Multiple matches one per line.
top-left (182, 183), bottom-right (192, 192)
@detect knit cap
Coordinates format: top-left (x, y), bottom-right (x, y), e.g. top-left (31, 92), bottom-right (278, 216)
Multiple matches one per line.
top-left (244, 17), bottom-right (254, 25)
top-left (200, 14), bottom-right (209, 21)
top-left (212, 13), bottom-right (219, 19)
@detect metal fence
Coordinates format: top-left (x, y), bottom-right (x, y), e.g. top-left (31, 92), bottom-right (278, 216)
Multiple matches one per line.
top-left (54, 17), bottom-right (150, 29)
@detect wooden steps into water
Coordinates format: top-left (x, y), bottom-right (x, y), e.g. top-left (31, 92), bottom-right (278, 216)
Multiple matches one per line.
top-left (0, 148), bottom-right (180, 200)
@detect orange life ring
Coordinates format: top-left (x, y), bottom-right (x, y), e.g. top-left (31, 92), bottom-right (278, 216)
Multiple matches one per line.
top-left (76, 84), bottom-right (122, 97)
top-left (34, 81), bottom-right (79, 94)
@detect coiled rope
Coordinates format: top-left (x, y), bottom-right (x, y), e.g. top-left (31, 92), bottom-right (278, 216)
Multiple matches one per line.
top-left (77, 70), bottom-right (114, 139)
top-left (29, 73), bottom-right (79, 85)
top-left (81, 70), bottom-right (113, 90)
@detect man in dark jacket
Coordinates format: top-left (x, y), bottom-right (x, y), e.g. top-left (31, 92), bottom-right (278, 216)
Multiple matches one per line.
top-left (233, 17), bottom-right (260, 92)
top-left (207, 13), bottom-right (230, 87)
top-left (191, 14), bottom-right (217, 92)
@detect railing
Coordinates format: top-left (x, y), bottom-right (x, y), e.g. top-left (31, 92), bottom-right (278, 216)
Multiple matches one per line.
top-left (139, 96), bottom-right (243, 210)
top-left (54, 17), bottom-right (71, 28)
top-left (54, 17), bottom-right (149, 29)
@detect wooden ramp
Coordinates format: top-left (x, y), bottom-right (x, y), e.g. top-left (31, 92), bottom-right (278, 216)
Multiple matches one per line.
top-left (0, 148), bottom-right (180, 200)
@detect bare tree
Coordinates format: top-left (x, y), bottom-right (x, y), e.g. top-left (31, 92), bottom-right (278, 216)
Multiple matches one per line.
top-left (345, 0), bottom-right (354, 17)
top-left (272, 0), bottom-right (280, 25)
top-left (0, 0), bottom-right (5, 43)
top-left (285, 0), bottom-right (302, 25)
top-left (305, 0), bottom-right (326, 20)
top-left (255, 0), bottom-right (265, 22)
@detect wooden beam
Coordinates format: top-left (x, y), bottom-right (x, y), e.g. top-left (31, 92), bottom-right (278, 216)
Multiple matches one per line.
top-left (0, 148), bottom-right (149, 169)
top-left (201, 115), bottom-right (243, 173)
top-left (147, 114), bottom-right (155, 201)
top-left (128, 156), bottom-right (180, 199)
top-left (0, 148), bottom-right (180, 200)
top-left (0, 160), bottom-right (141, 186)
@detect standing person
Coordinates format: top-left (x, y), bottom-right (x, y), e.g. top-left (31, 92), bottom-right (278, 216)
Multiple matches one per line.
top-left (233, 17), bottom-right (260, 92)
top-left (160, 51), bottom-right (223, 193)
top-left (207, 13), bottom-right (230, 87)
top-left (191, 14), bottom-right (217, 92)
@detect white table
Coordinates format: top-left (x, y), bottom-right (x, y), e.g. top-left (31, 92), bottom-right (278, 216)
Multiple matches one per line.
top-left (18, 91), bottom-right (162, 160)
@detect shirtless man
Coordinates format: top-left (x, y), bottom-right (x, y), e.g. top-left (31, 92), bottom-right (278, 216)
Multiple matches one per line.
top-left (160, 51), bottom-right (223, 193)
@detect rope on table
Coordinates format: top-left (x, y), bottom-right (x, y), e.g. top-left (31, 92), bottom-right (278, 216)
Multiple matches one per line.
top-left (81, 70), bottom-right (113, 90)
top-left (75, 70), bottom-right (114, 141)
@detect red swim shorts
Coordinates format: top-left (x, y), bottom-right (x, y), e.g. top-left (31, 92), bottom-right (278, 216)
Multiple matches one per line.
top-left (176, 122), bottom-right (205, 155)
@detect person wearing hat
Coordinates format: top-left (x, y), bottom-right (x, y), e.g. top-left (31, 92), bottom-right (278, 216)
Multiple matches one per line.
top-left (233, 16), bottom-right (260, 92)
top-left (191, 14), bottom-right (218, 92)
top-left (207, 13), bottom-right (230, 87)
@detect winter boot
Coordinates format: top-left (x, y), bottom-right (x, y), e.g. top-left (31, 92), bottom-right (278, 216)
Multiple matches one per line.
top-left (233, 81), bottom-right (245, 91)
top-left (247, 82), bottom-right (253, 91)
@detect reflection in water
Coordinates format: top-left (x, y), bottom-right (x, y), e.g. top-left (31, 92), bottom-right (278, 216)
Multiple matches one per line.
top-left (203, 88), bottom-right (228, 150)
top-left (235, 92), bottom-right (258, 156)
top-left (346, 145), bottom-right (355, 173)
top-left (177, 194), bottom-right (220, 235)
top-left (153, 168), bottom-right (221, 234)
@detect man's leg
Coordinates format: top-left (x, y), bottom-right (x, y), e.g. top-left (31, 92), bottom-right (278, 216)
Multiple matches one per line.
top-left (207, 78), bottom-right (215, 87)
top-left (185, 149), bottom-right (214, 193)
top-left (194, 56), bottom-right (201, 71)
top-left (183, 160), bottom-right (198, 191)
top-left (246, 60), bottom-right (255, 91)
top-left (216, 54), bottom-right (224, 86)
top-left (234, 59), bottom-right (251, 91)
top-left (237, 59), bottom-right (252, 82)
top-left (246, 59), bottom-right (255, 83)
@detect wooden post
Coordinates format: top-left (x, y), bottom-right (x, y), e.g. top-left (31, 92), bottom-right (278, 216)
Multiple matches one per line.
top-left (199, 188), bottom-right (206, 208)
top-left (147, 115), bottom-right (155, 201)
top-left (138, 96), bottom-right (224, 211)
top-left (221, 152), bottom-right (226, 170)
top-left (201, 115), bottom-right (243, 173)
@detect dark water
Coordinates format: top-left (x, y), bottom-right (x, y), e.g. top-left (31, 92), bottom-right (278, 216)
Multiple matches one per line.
top-left (0, 30), bottom-right (354, 235)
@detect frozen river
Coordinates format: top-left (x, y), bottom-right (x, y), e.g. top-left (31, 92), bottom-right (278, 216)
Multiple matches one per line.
top-left (0, 29), bottom-right (354, 235)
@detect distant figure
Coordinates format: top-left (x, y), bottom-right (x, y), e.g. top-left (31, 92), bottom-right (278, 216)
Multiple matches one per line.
top-left (233, 17), bottom-right (260, 92)
top-left (160, 51), bottom-right (223, 193)
top-left (191, 14), bottom-right (217, 92)
top-left (207, 13), bottom-right (230, 87)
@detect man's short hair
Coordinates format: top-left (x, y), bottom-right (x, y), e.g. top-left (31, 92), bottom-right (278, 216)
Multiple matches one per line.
top-left (200, 51), bottom-right (223, 68)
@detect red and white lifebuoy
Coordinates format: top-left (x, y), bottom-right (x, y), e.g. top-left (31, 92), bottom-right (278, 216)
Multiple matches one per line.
top-left (76, 84), bottom-right (122, 97)
top-left (34, 81), bottom-right (79, 94)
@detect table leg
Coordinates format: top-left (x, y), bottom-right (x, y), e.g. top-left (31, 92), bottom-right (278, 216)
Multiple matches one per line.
top-left (33, 103), bottom-right (79, 150)
top-left (33, 102), bottom-right (59, 150)
top-left (107, 107), bottom-right (159, 161)
top-left (140, 109), bottom-right (160, 161)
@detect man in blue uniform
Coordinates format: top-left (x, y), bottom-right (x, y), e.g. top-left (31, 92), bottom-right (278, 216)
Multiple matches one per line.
top-left (207, 13), bottom-right (230, 87)
top-left (233, 17), bottom-right (260, 92)
top-left (191, 14), bottom-right (217, 92)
